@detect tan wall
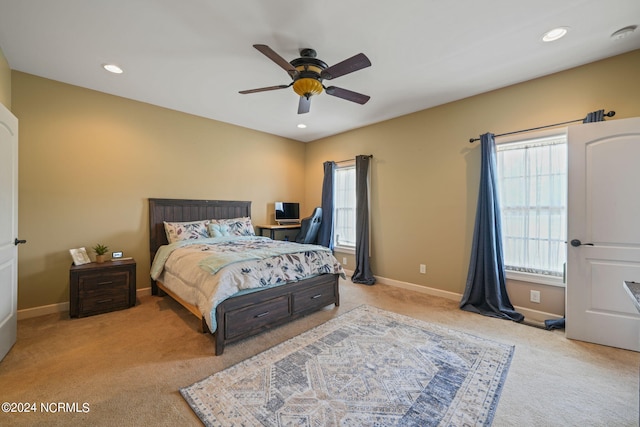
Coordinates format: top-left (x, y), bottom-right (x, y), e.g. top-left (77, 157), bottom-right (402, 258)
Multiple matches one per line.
top-left (305, 49), bottom-right (640, 316)
top-left (0, 46), bottom-right (10, 108)
top-left (12, 50), bottom-right (640, 315)
top-left (13, 72), bottom-right (305, 310)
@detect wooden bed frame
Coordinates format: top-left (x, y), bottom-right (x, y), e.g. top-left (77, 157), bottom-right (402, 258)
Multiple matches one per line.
top-left (148, 198), bottom-right (340, 355)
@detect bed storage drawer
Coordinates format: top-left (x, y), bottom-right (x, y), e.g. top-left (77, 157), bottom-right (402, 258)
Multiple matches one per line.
top-left (292, 281), bottom-right (337, 314)
top-left (212, 273), bottom-right (339, 354)
top-left (224, 295), bottom-right (291, 340)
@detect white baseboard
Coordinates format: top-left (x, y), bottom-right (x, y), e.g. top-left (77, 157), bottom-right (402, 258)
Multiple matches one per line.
top-left (18, 277), bottom-right (562, 324)
top-left (344, 270), bottom-right (562, 324)
top-left (137, 287), bottom-right (152, 297)
top-left (375, 274), bottom-right (462, 301)
top-left (512, 305), bottom-right (563, 324)
top-left (17, 287), bottom-right (153, 320)
top-left (342, 268), bottom-right (461, 301)
top-left (17, 301), bottom-right (70, 320)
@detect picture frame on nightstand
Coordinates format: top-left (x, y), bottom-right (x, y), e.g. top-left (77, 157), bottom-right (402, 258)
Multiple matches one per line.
top-left (69, 247), bottom-right (91, 266)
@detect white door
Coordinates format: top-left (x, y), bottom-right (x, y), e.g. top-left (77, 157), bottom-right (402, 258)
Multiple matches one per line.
top-left (0, 103), bottom-right (18, 362)
top-left (566, 117), bottom-right (640, 351)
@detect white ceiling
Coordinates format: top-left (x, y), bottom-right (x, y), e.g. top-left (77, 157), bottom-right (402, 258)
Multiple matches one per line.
top-left (0, 1), bottom-right (638, 142)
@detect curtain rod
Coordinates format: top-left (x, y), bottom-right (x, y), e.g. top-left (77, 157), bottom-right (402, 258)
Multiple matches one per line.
top-left (335, 154), bottom-right (373, 164)
top-left (468, 110), bottom-right (616, 143)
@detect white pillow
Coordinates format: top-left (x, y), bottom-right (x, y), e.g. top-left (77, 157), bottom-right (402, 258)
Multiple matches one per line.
top-left (164, 220), bottom-right (210, 243)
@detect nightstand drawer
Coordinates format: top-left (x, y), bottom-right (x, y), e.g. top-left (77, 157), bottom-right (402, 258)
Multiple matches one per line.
top-left (79, 290), bottom-right (130, 316)
top-left (79, 271), bottom-right (130, 293)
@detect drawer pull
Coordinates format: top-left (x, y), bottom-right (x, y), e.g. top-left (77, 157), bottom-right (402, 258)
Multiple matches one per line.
top-left (255, 311), bottom-right (270, 318)
top-left (97, 299), bottom-right (113, 304)
top-left (98, 281), bottom-right (113, 286)
top-left (311, 294), bottom-right (323, 299)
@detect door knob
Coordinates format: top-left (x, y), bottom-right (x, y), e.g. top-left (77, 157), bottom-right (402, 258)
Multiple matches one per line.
top-left (570, 239), bottom-right (593, 247)
top-left (14, 238), bottom-right (27, 246)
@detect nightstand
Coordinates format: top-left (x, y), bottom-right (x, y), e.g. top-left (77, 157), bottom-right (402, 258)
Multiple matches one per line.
top-left (69, 259), bottom-right (136, 318)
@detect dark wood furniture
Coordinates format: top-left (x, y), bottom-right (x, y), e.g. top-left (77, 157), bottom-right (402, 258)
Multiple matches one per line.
top-left (148, 198), bottom-right (340, 355)
top-left (69, 259), bottom-right (136, 318)
top-left (256, 223), bottom-right (301, 240)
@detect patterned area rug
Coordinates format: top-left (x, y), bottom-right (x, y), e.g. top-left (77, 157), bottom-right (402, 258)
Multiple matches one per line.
top-left (181, 305), bottom-right (514, 426)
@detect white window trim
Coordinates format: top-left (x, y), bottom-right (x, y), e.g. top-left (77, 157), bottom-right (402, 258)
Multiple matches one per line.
top-left (333, 245), bottom-right (355, 255)
top-left (506, 270), bottom-right (565, 287)
top-left (496, 127), bottom-right (568, 288)
top-left (333, 160), bottom-right (356, 252)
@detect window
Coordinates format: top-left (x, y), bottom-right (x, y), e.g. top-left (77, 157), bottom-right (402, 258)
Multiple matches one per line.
top-left (496, 132), bottom-right (567, 286)
top-left (333, 161), bottom-right (356, 251)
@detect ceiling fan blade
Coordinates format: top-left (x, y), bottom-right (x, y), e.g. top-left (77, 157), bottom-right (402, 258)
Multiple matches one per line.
top-left (325, 86), bottom-right (370, 104)
top-left (320, 53), bottom-right (371, 80)
top-left (239, 84), bottom-right (290, 94)
top-left (253, 44), bottom-right (298, 79)
top-left (298, 96), bottom-right (311, 114)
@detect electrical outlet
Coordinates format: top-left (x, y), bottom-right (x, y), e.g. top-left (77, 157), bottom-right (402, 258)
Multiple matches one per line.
top-left (342, 257), bottom-right (347, 265)
top-left (419, 264), bottom-right (426, 274)
top-left (530, 290), bottom-right (541, 303)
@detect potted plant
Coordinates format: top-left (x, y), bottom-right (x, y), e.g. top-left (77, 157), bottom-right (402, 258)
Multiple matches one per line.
top-left (92, 244), bottom-right (109, 263)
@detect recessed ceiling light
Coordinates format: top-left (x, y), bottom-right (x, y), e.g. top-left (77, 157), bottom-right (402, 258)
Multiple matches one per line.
top-left (102, 64), bottom-right (123, 74)
top-left (611, 25), bottom-right (637, 40)
top-left (297, 123), bottom-right (307, 129)
top-left (542, 27), bottom-right (569, 42)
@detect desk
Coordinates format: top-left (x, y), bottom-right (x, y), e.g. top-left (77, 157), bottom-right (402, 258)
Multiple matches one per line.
top-left (257, 224), bottom-right (301, 240)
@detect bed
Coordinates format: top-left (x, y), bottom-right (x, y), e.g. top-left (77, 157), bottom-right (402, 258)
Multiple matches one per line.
top-left (148, 198), bottom-right (342, 355)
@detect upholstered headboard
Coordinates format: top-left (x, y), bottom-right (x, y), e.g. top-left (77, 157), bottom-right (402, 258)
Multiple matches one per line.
top-left (148, 198), bottom-right (252, 266)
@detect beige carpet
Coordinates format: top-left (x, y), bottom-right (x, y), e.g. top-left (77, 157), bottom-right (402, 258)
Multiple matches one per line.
top-left (0, 278), bottom-right (638, 426)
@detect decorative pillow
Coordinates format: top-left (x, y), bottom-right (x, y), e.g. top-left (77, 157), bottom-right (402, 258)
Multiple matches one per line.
top-left (208, 217), bottom-right (255, 237)
top-left (164, 220), bottom-right (210, 243)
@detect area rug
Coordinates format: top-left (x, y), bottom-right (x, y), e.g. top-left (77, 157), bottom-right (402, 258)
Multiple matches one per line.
top-left (181, 305), bottom-right (515, 426)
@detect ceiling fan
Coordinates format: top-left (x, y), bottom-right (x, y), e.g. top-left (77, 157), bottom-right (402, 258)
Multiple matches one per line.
top-left (239, 44), bottom-right (372, 114)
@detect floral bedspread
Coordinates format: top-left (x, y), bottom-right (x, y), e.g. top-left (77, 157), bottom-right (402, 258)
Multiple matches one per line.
top-left (150, 236), bottom-right (345, 332)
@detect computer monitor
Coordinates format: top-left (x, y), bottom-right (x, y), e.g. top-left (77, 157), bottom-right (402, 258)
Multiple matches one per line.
top-left (275, 202), bottom-right (300, 224)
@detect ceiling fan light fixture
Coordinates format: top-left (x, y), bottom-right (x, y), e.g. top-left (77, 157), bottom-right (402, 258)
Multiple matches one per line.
top-left (293, 78), bottom-right (323, 98)
top-left (240, 44), bottom-right (371, 114)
